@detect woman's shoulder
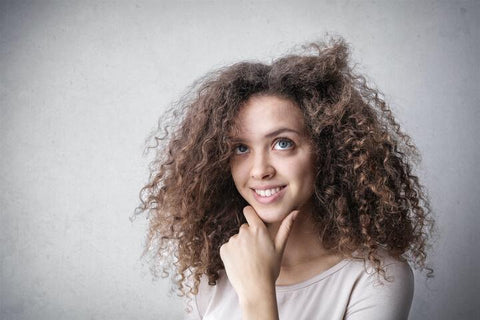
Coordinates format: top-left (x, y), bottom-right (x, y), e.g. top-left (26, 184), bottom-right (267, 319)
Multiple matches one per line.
top-left (341, 250), bottom-right (414, 319)
top-left (346, 249), bottom-right (413, 282)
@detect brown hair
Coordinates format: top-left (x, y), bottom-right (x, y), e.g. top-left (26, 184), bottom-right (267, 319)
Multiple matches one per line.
top-left (136, 38), bottom-right (433, 296)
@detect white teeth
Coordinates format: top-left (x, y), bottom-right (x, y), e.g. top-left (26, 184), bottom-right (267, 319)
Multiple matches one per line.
top-left (254, 187), bottom-right (282, 197)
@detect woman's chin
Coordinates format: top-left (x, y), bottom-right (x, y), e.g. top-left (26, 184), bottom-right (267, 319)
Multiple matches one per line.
top-left (251, 206), bottom-right (290, 224)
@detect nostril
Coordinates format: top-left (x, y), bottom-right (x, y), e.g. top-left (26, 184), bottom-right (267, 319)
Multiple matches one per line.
top-left (251, 166), bottom-right (275, 179)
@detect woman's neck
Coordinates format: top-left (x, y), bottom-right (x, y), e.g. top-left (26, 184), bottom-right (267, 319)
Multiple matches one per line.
top-left (267, 206), bottom-right (343, 285)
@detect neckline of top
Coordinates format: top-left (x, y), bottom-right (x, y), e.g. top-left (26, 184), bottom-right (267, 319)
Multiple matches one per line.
top-left (275, 258), bottom-right (352, 292)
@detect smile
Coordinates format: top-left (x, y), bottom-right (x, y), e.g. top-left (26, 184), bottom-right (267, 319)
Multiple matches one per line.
top-left (254, 187), bottom-right (283, 197)
top-left (250, 185), bottom-right (287, 204)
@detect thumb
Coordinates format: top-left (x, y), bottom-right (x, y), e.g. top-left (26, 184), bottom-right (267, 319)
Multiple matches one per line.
top-left (274, 210), bottom-right (299, 256)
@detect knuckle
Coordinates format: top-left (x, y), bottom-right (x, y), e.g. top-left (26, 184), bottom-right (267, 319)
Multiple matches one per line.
top-left (249, 225), bottom-right (259, 234)
top-left (229, 234), bottom-right (238, 242)
top-left (219, 244), bottom-right (226, 256)
top-left (243, 206), bottom-right (252, 215)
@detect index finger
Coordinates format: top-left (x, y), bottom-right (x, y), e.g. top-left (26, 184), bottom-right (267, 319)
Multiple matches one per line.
top-left (242, 206), bottom-right (265, 229)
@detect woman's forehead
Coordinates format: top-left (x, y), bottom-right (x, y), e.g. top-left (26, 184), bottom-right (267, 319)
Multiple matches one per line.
top-left (232, 95), bottom-right (306, 137)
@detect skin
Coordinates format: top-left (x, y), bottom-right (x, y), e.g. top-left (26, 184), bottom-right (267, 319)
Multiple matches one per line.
top-left (221, 95), bottom-right (342, 319)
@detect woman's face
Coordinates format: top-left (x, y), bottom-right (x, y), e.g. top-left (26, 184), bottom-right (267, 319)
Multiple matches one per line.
top-left (230, 95), bottom-right (316, 224)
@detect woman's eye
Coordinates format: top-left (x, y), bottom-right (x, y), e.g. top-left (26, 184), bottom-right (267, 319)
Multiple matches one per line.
top-left (234, 144), bottom-right (249, 154)
top-left (273, 139), bottom-right (294, 150)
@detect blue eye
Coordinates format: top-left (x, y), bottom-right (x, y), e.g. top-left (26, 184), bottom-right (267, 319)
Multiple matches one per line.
top-left (274, 139), bottom-right (294, 150)
top-left (234, 144), bottom-right (249, 154)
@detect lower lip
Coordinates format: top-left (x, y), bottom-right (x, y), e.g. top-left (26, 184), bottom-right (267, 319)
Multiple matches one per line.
top-left (251, 186), bottom-right (286, 204)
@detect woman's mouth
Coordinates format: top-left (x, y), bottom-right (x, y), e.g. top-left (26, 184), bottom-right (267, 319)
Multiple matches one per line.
top-left (251, 186), bottom-right (286, 204)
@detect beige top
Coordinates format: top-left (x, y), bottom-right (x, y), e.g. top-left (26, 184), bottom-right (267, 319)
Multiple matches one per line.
top-left (185, 256), bottom-right (414, 320)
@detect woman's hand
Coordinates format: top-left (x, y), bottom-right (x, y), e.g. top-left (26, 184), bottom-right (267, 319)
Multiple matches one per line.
top-left (219, 206), bottom-right (298, 318)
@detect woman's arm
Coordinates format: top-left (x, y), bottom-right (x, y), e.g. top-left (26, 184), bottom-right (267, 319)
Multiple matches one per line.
top-left (219, 206), bottom-right (297, 320)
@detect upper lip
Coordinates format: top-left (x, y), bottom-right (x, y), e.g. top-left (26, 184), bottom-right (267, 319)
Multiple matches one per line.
top-left (250, 185), bottom-right (286, 190)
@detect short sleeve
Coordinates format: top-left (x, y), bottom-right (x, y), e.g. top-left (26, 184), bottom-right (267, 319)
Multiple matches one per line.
top-left (345, 260), bottom-right (414, 320)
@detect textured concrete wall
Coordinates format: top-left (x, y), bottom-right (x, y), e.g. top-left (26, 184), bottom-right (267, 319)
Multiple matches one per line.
top-left (1, 1), bottom-right (479, 319)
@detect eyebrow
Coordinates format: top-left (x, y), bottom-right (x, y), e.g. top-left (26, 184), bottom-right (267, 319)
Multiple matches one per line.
top-left (231, 128), bottom-right (302, 142)
top-left (264, 128), bottom-right (302, 138)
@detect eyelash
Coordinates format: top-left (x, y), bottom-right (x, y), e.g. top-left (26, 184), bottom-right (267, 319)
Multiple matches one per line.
top-left (233, 138), bottom-right (295, 155)
top-left (234, 144), bottom-right (249, 155)
top-left (273, 138), bottom-right (294, 150)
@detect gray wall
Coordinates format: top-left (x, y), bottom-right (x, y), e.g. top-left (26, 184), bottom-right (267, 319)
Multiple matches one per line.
top-left (1, 1), bottom-right (479, 319)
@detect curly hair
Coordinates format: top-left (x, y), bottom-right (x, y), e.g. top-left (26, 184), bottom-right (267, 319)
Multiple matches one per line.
top-left (136, 38), bottom-right (433, 297)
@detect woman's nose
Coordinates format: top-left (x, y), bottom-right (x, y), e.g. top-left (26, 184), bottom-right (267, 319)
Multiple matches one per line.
top-left (250, 152), bottom-right (275, 180)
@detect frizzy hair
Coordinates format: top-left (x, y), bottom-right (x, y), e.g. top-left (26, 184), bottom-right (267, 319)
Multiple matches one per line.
top-left (136, 38), bottom-right (433, 297)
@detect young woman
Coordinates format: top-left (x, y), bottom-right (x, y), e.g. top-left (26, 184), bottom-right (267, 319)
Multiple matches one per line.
top-left (137, 38), bottom-right (433, 319)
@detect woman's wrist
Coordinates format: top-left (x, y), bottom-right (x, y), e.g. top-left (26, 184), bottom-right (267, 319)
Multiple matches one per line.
top-left (238, 284), bottom-right (279, 320)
